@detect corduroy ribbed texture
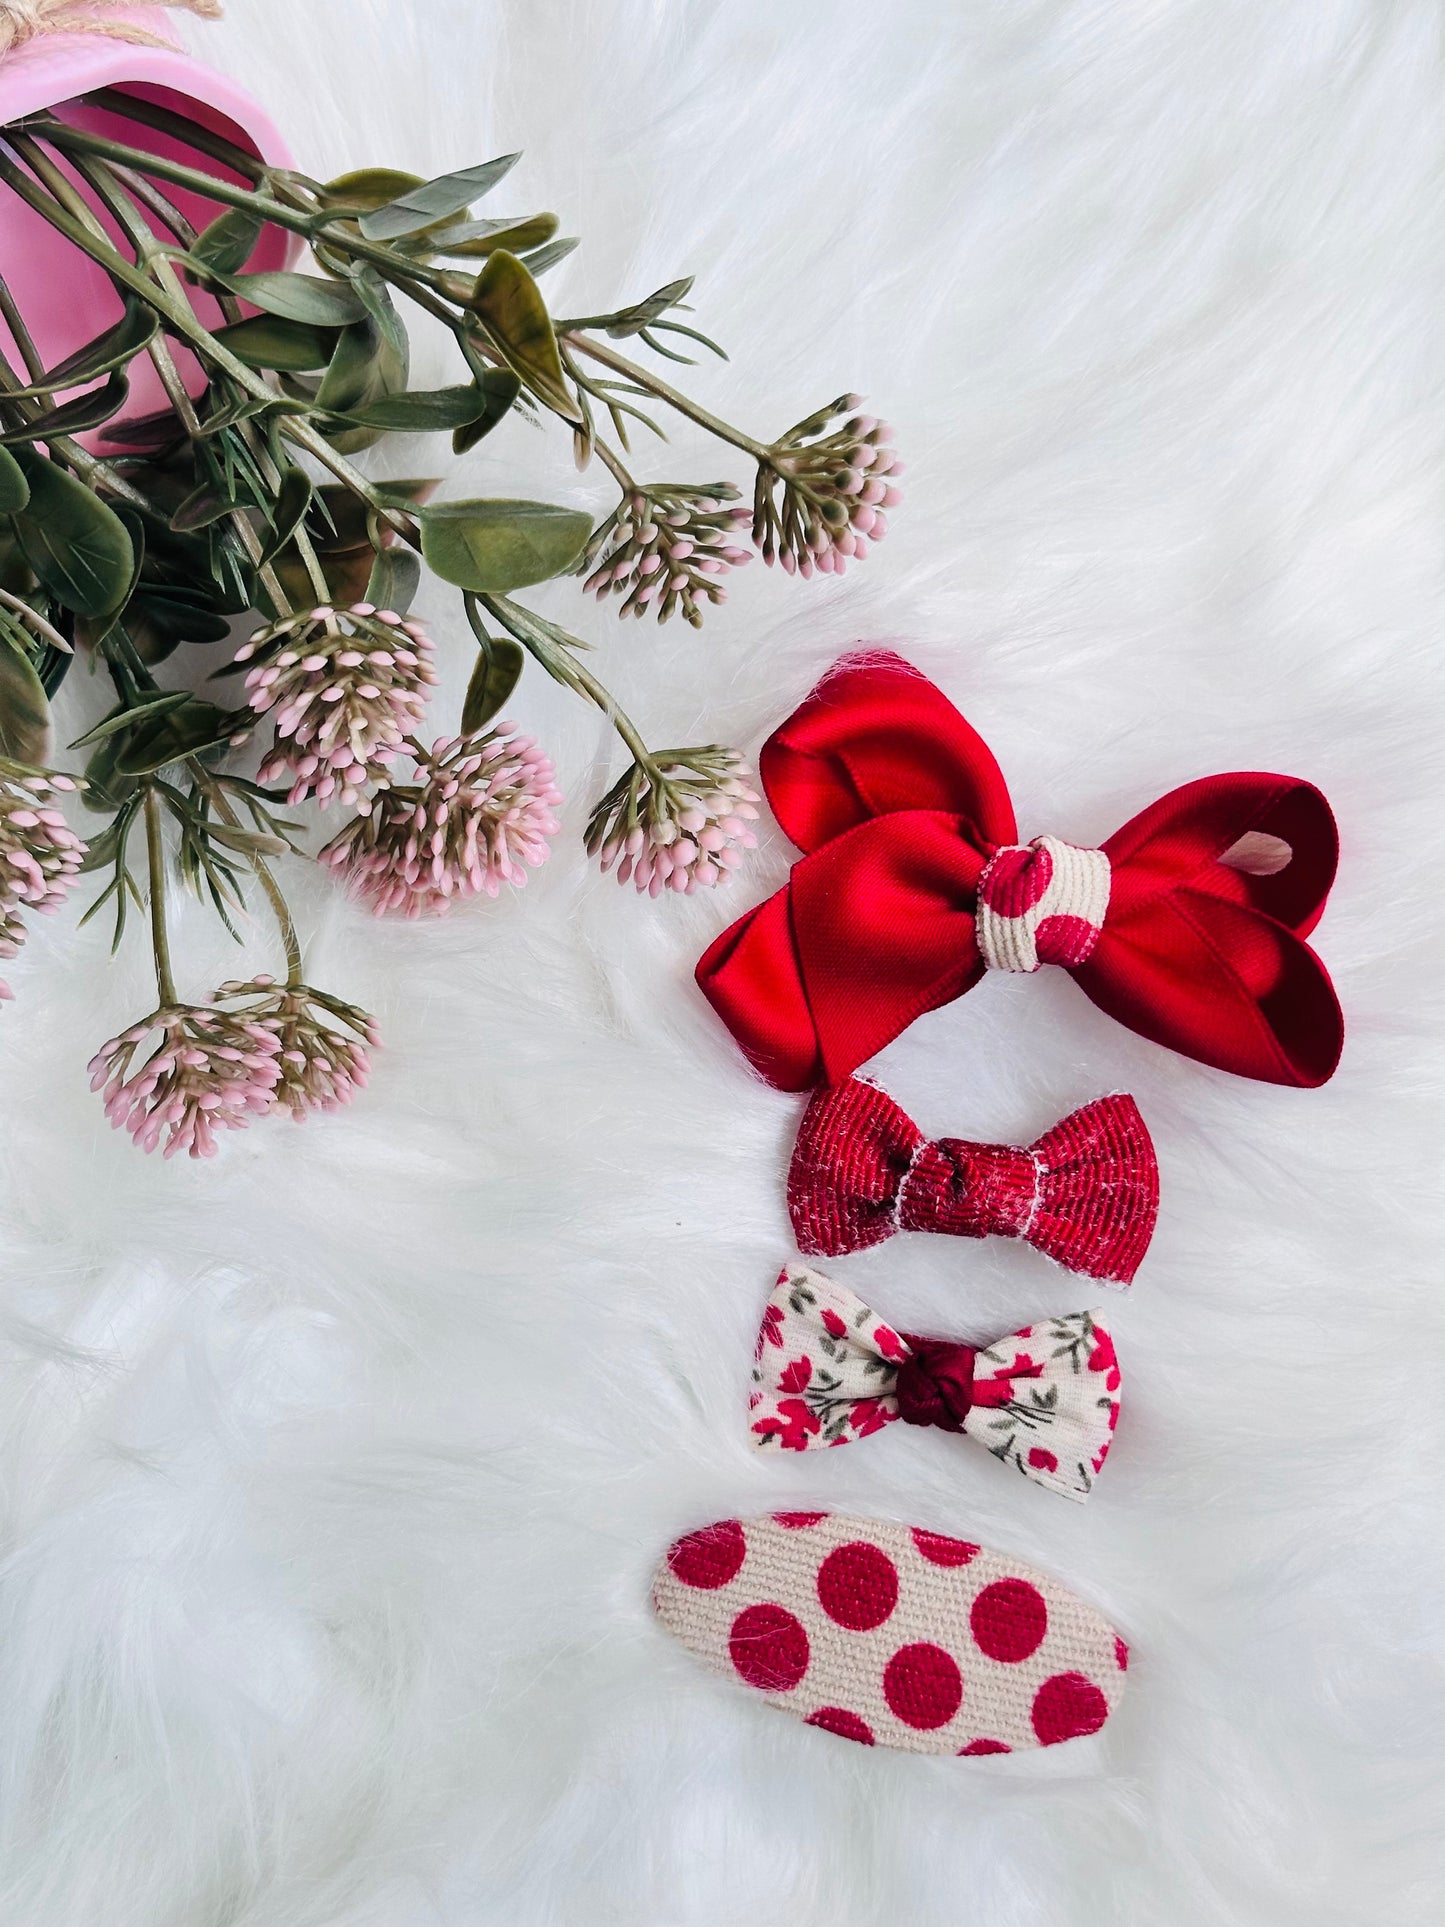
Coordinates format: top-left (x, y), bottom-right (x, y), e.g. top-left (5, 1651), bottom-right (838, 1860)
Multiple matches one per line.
top-left (786, 1077), bottom-right (1159, 1284)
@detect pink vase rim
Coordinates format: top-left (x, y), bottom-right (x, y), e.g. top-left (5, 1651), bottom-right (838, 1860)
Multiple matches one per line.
top-left (0, 7), bottom-right (291, 168)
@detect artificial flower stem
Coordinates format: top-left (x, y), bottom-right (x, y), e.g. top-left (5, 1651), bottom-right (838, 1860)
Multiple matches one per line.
top-left (143, 783), bottom-right (177, 1008)
top-left (0, 344), bottom-right (154, 509)
top-left (564, 332), bottom-right (770, 461)
top-left (477, 592), bottom-right (657, 771)
top-left (83, 86), bottom-right (268, 183)
top-left (191, 765), bottom-right (303, 986)
top-left (0, 270), bottom-right (47, 388)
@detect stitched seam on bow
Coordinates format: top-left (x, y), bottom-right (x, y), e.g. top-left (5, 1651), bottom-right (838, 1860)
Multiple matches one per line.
top-left (1019, 1148), bottom-right (1045, 1239)
top-left (891, 1131), bottom-right (932, 1233)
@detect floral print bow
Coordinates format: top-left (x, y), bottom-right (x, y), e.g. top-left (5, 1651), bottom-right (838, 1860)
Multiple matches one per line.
top-left (749, 1265), bottom-right (1121, 1502)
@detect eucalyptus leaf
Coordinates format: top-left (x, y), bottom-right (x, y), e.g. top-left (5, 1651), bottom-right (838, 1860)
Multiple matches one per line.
top-left (170, 481), bottom-right (235, 532)
top-left (468, 250), bottom-right (581, 424)
top-left (258, 467), bottom-right (313, 565)
top-left (461, 633), bottom-right (524, 732)
top-left (358, 154), bottom-right (521, 241)
top-left (364, 545), bottom-right (421, 615)
top-left (323, 168), bottom-right (425, 213)
top-left (518, 236), bottom-right (580, 278)
top-left (420, 497), bottom-right (592, 593)
top-left (0, 370), bottom-right (129, 445)
top-left (0, 636), bottom-right (52, 766)
top-left (452, 368), bottom-right (522, 454)
top-left (4, 300), bottom-right (157, 399)
top-left (10, 450), bottom-right (134, 619)
top-left (114, 697), bottom-right (245, 776)
top-left (426, 212), bottom-right (559, 259)
top-left (214, 313), bottom-right (340, 372)
top-left (0, 448), bottom-right (29, 513)
top-left (208, 270), bottom-right (369, 326)
top-left (338, 385), bottom-right (488, 432)
top-left (82, 726), bottom-right (139, 810)
top-left (70, 690), bottom-right (191, 748)
top-left (189, 204), bottom-right (266, 275)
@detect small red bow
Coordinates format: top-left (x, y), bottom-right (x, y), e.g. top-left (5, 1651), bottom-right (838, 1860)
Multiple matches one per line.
top-left (696, 651), bottom-right (1342, 1089)
top-left (788, 1078), bottom-right (1158, 1285)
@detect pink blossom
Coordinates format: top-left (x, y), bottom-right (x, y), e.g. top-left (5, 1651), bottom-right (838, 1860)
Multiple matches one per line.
top-left (0, 771), bottom-right (85, 1002)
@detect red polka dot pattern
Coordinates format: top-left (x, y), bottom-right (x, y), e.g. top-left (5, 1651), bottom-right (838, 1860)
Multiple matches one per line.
top-left (978, 842), bottom-right (1052, 916)
top-left (817, 1542), bottom-right (898, 1631)
top-left (806, 1706), bottom-right (874, 1745)
top-left (912, 1528), bottom-right (980, 1567)
top-left (974, 835), bottom-right (1110, 975)
top-left (884, 1643), bottom-right (964, 1729)
top-left (729, 1603), bottom-right (810, 1693)
top-left (970, 1579), bottom-right (1048, 1663)
top-left (667, 1520), bottom-right (746, 1590)
top-left (773, 1511), bottom-right (826, 1529)
top-left (1031, 1671), bottom-right (1110, 1745)
top-left (651, 1513), bottom-right (1125, 1757)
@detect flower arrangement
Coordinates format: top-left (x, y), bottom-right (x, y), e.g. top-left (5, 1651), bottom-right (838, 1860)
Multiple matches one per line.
top-left (0, 7), bottom-right (900, 1155)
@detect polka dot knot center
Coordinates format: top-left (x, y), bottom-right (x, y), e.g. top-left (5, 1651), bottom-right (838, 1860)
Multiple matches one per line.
top-left (975, 835), bottom-right (1111, 973)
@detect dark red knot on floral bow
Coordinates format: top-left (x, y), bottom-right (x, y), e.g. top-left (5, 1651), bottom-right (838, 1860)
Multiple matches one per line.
top-left (788, 1077), bottom-right (1158, 1285)
top-left (695, 650), bottom-right (1343, 1089)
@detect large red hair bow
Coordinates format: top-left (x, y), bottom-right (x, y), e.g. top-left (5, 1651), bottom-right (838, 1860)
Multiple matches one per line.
top-left (695, 651), bottom-right (1342, 1089)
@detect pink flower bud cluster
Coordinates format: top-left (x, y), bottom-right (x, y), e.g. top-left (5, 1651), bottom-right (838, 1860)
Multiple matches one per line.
top-left (319, 725), bottom-right (562, 917)
top-left (583, 484), bottom-right (752, 627)
top-left (213, 977), bottom-right (378, 1121)
top-left (0, 771), bottom-right (85, 1004)
top-left (755, 394), bottom-right (903, 576)
top-left (88, 1003), bottom-right (282, 1158)
top-left (233, 603), bottom-right (438, 809)
top-left (592, 755), bottom-right (760, 896)
top-left (89, 979), bottom-right (382, 1156)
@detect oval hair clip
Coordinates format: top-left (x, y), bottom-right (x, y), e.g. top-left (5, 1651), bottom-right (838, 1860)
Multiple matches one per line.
top-left (652, 1510), bottom-right (1128, 1756)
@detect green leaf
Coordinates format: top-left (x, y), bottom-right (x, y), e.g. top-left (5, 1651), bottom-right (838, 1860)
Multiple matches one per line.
top-left (258, 467), bottom-right (313, 565)
top-left (518, 236), bottom-right (579, 278)
top-left (420, 497), bottom-right (592, 593)
top-left (189, 204), bottom-right (266, 275)
top-left (0, 370), bottom-right (129, 444)
top-left (169, 481), bottom-right (236, 532)
top-left (0, 635), bottom-right (52, 765)
top-left (425, 211), bottom-right (559, 259)
top-left (3, 299), bottom-right (158, 399)
top-left (0, 447), bottom-right (29, 512)
top-left (364, 545), bottom-right (421, 615)
top-left (452, 368), bottom-right (521, 454)
top-left (461, 632), bottom-right (524, 731)
top-left (70, 690), bottom-right (191, 748)
top-left (113, 697), bottom-right (245, 776)
top-left (606, 276), bottom-right (695, 338)
top-left (322, 167), bottom-right (425, 213)
top-left (9, 449), bottom-right (134, 618)
top-left (338, 384), bottom-right (489, 431)
top-left (468, 250), bottom-right (581, 423)
top-left (208, 270), bottom-right (369, 326)
top-left (358, 153), bottom-right (521, 241)
top-left (213, 313), bottom-right (340, 372)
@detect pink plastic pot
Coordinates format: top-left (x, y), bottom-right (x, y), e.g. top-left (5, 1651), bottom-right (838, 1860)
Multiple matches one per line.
top-left (0, 7), bottom-right (295, 434)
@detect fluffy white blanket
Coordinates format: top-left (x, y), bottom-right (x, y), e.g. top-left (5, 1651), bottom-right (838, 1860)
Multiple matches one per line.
top-left (1, 2), bottom-right (1440, 1922)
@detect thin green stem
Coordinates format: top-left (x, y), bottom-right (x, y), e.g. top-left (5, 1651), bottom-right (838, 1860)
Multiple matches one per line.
top-left (143, 783), bottom-right (177, 1007)
top-left (83, 87), bottom-right (268, 182)
top-left (564, 332), bottom-right (769, 460)
top-left (0, 271), bottom-right (47, 388)
top-left (0, 342), bottom-right (154, 508)
top-left (191, 765), bottom-right (303, 985)
top-left (478, 592), bottom-right (656, 769)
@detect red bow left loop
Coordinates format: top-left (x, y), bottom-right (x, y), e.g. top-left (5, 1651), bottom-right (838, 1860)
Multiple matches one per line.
top-left (696, 650), bottom-right (1342, 1088)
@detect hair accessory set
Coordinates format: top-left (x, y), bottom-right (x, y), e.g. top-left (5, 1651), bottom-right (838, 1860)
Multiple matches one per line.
top-left (652, 648), bottom-right (1342, 1758)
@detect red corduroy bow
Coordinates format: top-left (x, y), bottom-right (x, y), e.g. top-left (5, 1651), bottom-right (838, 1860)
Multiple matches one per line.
top-left (695, 651), bottom-right (1343, 1089)
top-left (788, 1078), bottom-right (1158, 1285)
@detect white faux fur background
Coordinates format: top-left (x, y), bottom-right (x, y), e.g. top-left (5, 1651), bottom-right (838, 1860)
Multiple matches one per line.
top-left (1, 1), bottom-right (1443, 1921)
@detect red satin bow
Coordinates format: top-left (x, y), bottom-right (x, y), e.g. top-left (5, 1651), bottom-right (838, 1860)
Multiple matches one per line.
top-left (696, 651), bottom-right (1343, 1088)
top-left (788, 1078), bottom-right (1158, 1285)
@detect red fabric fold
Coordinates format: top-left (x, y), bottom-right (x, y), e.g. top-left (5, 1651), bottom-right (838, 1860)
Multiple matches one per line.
top-left (697, 651), bottom-right (1342, 1089)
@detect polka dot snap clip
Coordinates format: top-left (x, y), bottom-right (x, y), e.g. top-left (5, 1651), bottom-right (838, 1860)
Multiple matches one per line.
top-left (652, 1511), bottom-right (1126, 1756)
